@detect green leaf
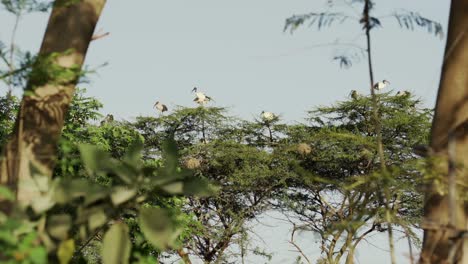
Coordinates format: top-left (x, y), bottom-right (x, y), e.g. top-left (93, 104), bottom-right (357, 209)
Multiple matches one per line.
top-left (102, 222), bottom-right (131, 264)
top-left (110, 187), bottom-right (137, 206)
top-left (0, 185), bottom-right (14, 201)
top-left (123, 140), bottom-right (144, 167)
top-left (88, 209), bottom-right (108, 231)
top-left (111, 163), bottom-right (138, 185)
top-left (183, 177), bottom-right (219, 197)
top-left (47, 214), bottom-right (71, 240)
top-left (57, 239), bottom-right (75, 264)
top-left (53, 179), bottom-right (107, 205)
top-left (161, 138), bottom-right (180, 173)
top-left (78, 144), bottom-right (113, 175)
top-left (138, 207), bottom-right (180, 249)
top-left (161, 182), bottom-right (184, 194)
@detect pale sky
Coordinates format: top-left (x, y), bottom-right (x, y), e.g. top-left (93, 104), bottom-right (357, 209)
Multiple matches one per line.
top-left (0, 0), bottom-right (451, 263)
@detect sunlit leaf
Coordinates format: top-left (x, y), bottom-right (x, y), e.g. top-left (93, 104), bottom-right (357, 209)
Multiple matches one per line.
top-left (102, 222), bottom-right (131, 264)
top-left (57, 239), bottom-right (75, 264)
top-left (88, 209), bottom-right (108, 231)
top-left (161, 182), bottom-right (184, 194)
top-left (110, 187), bottom-right (137, 206)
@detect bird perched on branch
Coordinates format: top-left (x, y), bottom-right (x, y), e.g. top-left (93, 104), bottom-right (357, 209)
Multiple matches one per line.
top-left (154, 101), bottom-right (168, 114)
top-left (261, 111), bottom-right (275, 122)
top-left (373, 80), bottom-right (390, 91)
top-left (192, 87), bottom-right (212, 105)
top-left (396, 90), bottom-right (410, 97)
top-left (100, 114), bottom-right (114, 126)
top-left (349, 90), bottom-right (360, 100)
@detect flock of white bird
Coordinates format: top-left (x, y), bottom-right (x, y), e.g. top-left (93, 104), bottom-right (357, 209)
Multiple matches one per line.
top-left (350, 80), bottom-right (410, 99)
top-left (153, 87), bottom-right (211, 114)
top-left (153, 80), bottom-right (408, 121)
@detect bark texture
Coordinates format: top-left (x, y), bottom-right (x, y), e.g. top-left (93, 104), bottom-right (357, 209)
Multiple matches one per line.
top-left (420, 0), bottom-right (468, 263)
top-left (0, 0), bottom-right (107, 209)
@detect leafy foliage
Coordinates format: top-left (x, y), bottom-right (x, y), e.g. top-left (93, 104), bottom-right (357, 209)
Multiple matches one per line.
top-left (1, 0), bottom-right (51, 14)
top-left (284, 1), bottom-right (443, 68)
top-left (284, 12), bottom-right (350, 33)
top-left (393, 10), bottom-right (444, 38)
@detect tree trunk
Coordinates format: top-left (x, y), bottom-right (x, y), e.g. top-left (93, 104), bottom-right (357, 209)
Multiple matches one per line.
top-left (0, 0), bottom-right (107, 210)
top-left (419, 0), bottom-right (468, 263)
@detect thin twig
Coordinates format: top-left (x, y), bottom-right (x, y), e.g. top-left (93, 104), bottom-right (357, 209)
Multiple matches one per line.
top-left (289, 224), bottom-right (312, 264)
top-left (8, 13), bottom-right (21, 93)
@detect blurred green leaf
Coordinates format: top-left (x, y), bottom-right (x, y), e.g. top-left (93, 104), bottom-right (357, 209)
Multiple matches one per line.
top-left (161, 182), bottom-right (184, 194)
top-left (138, 207), bottom-right (180, 249)
top-left (87, 209), bottom-right (108, 231)
top-left (0, 185), bottom-right (15, 201)
top-left (123, 140), bottom-right (144, 167)
top-left (102, 222), bottom-right (131, 264)
top-left (161, 138), bottom-right (180, 173)
top-left (111, 162), bottom-right (138, 185)
top-left (79, 144), bottom-right (113, 175)
top-left (183, 177), bottom-right (219, 197)
top-left (110, 187), bottom-right (137, 206)
top-left (57, 239), bottom-right (75, 264)
top-left (53, 178), bottom-right (107, 205)
top-left (47, 214), bottom-right (71, 240)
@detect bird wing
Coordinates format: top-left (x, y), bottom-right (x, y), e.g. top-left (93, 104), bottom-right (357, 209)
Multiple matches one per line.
top-left (162, 105), bottom-right (168, 111)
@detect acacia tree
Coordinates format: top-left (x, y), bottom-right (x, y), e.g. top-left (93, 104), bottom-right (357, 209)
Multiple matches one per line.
top-left (419, 0), bottom-right (468, 263)
top-left (133, 106), bottom-right (293, 262)
top-left (277, 93), bottom-right (432, 263)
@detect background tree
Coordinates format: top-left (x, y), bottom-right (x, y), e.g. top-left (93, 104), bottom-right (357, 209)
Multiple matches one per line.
top-left (133, 106), bottom-right (293, 262)
top-left (277, 92), bottom-right (431, 263)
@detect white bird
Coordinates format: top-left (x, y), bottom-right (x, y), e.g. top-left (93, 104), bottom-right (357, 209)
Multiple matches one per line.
top-left (261, 111), bottom-right (275, 122)
top-left (154, 101), bottom-right (168, 113)
top-left (192, 87), bottom-right (212, 105)
top-left (373, 80), bottom-right (390, 91)
top-left (349, 90), bottom-right (360, 100)
top-left (396, 91), bottom-right (409, 97)
top-left (100, 114), bottom-right (114, 126)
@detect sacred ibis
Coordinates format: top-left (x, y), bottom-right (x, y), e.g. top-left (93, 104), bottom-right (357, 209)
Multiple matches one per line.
top-left (192, 87), bottom-right (212, 105)
top-left (154, 101), bottom-right (168, 113)
top-left (373, 80), bottom-right (390, 91)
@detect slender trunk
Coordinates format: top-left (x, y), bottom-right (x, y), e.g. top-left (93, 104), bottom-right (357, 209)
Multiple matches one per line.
top-left (267, 124), bottom-right (273, 142)
top-left (420, 0), bottom-right (468, 263)
top-left (202, 118), bottom-right (206, 143)
top-left (362, 1), bottom-right (396, 263)
top-left (0, 0), bottom-right (107, 211)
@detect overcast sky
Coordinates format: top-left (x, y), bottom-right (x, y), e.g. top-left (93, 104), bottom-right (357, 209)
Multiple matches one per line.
top-left (0, 0), bottom-right (451, 263)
